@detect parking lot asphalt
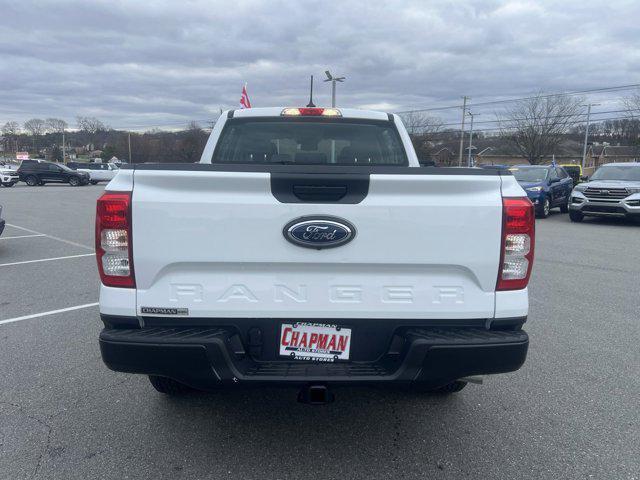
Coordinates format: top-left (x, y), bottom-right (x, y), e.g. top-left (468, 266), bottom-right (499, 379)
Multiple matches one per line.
top-left (1, 183), bottom-right (638, 480)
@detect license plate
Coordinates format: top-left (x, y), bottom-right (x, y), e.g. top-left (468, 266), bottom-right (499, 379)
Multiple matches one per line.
top-left (279, 322), bottom-right (352, 362)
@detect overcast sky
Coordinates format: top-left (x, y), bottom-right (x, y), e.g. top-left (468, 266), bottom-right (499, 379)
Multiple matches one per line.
top-left (1, 0), bottom-right (639, 130)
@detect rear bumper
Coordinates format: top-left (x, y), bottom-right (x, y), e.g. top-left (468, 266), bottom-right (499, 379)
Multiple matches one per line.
top-left (99, 318), bottom-right (529, 390)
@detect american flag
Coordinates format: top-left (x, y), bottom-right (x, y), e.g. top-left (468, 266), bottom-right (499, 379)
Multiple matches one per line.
top-left (240, 84), bottom-right (251, 109)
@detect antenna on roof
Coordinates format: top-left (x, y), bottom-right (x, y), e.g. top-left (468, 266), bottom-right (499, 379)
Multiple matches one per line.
top-left (306, 75), bottom-right (316, 107)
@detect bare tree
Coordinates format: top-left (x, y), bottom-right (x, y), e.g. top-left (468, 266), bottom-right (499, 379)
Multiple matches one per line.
top-left (399, 111), bottom-right (443, 136)
top-left (2, 121), bottom-right (20, 136)
top-left (399, 112), bottom-right (443, 162)
top-left (23, 118), bottom-right (46, 136)
top-left (2, 121), bottom-right (20, 154)
top-left (621, 91), bottom-right (640, 160)
top-left (177, 121), bottom-right (207, 163)
top-left (623, 89), bottom-right (640, 118)
top-left (45, 118), bottom-right (68, 133)
top-left (497, 93), bottom-right (584, 164)
top-left (23, 118), bottom-right (46, 152)
top-left (76, 116), bottom-right (108, 134)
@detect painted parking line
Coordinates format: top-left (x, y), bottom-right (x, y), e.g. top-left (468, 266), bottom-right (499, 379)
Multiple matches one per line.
top-left (0, 302), bottom-right (99, 326)
top-left (6, 223), bottom-right (94, 251)
top-left (0, 253), bottom-right (95, 268)
top-left (0, 234), bottom-right (47, 240)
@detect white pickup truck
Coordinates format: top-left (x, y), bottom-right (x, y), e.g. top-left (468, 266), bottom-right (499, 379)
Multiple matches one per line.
top-left (68, 162), bottom-right (119, 184)
top-left (97, 107), bottom-right (534, 403)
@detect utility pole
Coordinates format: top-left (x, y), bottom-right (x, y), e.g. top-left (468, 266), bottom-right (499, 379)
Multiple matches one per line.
top-left (581, 103), bottom-right (600, 169)
top-left (128, 131), bottom-right (132, 164)
top-left (467, 111), bottom-right (479, 167)
top-left (458, 96), bottom-right (469, 166)
top-left (62, 129), bottom-right (65, 163)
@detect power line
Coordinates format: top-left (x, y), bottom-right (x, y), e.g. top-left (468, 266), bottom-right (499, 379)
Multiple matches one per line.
top-left (47, 82), bottom-right (639, 132)
top-left (414, 115), bottom-right (640, 136)
top-left (395, 83), bottom-right (640, 115)
top-left (411, 108), bottom-right (632, 129)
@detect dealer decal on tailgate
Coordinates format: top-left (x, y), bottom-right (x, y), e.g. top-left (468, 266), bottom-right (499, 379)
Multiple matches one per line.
top-left (280, 323), bottom-right (352, 362)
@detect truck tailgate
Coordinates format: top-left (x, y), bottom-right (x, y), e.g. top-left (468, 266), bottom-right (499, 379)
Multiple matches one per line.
top-left (132, 169), bottom-right (503, 319)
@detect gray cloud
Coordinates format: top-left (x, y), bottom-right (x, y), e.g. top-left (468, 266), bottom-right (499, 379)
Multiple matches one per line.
top-left (1, 0), bottom-right (639, 130)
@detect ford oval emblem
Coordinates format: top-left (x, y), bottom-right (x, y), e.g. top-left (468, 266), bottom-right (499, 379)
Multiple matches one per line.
top-left (283, 216), bottom-right (356, 249)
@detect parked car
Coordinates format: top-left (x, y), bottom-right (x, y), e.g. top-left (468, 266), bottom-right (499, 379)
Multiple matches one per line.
top-left (0, 167), bottom-right (19, 187)
top-left (509, 165), bottom-right (573, 218)
top-left (559, 163), bottom-right (584, 186)
top-left (569, 162), bottom-right (640, 222)
top-left (67, 162), bottom-right (119, 184)
top-left (97, 106), bottom-right (534, 402)
top-left (0, 204), bottom-right (5, 237)
top-left (18, 160), bottom-right (90, 187)
top-left (479, 164), bottom-right (511, 172)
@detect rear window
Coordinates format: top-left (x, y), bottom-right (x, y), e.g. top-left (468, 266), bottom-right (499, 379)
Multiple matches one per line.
top-left (212, 118), bottom-right (408, 166)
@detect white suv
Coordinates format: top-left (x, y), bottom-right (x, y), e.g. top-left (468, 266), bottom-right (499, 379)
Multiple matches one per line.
top-left (569, 163), bottom-right (640, 222)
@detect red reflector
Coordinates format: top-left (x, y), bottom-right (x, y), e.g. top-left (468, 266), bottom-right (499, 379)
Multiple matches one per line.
top-left (497, 197), bottom-right (535, 291)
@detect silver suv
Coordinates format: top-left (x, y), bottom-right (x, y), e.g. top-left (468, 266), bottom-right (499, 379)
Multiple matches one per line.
top-left (569, 163), bottom-right (640, 222)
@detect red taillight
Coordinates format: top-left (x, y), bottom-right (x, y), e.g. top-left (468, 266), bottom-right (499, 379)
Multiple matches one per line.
top-left (497, 197), bottom-right (535, 291)
top-left (95, 192), bottom-right (135, 288)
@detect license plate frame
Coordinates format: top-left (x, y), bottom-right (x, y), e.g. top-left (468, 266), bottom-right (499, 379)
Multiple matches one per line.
top-left (279, 322), bottom-right (352, 362)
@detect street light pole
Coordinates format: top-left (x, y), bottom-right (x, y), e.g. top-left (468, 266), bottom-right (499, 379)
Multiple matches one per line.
top-left (467, 111), bottom-right (479, 167)
top-left (128, 132), bottom-right (132, 163)
top-left (331, 81), bottom-right (336, 108)
top-left (324, 71), bottom-right (345, 108)
top-left (581, 103), bottom-right (600, 170)
top-left (458, 95), bottom-right (469, 167)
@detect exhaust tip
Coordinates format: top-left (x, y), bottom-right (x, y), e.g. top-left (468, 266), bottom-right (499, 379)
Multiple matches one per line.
top-left (298, 384), bottom-right (335, 405)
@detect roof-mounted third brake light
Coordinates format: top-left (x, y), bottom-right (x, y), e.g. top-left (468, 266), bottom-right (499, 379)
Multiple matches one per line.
top-left (281, 108), bottom-right (341, 117)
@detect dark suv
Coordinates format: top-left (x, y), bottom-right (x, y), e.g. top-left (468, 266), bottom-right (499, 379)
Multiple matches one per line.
top-left (18, 160), bottom-right (90, 187)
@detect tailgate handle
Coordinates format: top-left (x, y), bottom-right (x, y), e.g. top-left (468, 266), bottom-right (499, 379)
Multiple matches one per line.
top-left (293, 185), bottom-right (347, 202)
